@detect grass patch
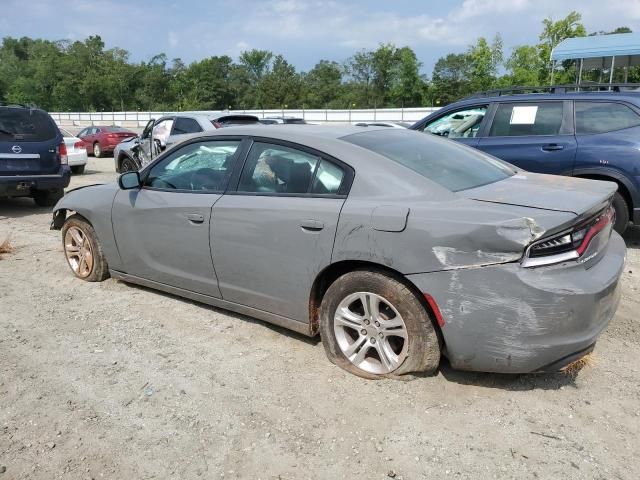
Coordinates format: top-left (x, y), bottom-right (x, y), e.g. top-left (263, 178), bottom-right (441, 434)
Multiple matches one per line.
top-left (0, 235), bottom-right (13, 259)
top-left (562, 352), bottom-right (595, 375)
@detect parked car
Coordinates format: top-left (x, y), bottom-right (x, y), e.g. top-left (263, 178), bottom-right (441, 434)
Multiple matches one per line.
top-left (411, 87), bottom-right (640, 233)
top-left (60, 128), bottom-right (88, 174)
top-left (114, 113), bottom-right (260, 172)
top-left (0, 104), bottom-right (70, 206)
top-left (52, 126), bottom-right (624, 379)
top-left (77, 125), bottom-right (137, 158)
top-left (260, 116), bottom-right (307, 125)
top-left (354, 121), bottom-right (411, 128)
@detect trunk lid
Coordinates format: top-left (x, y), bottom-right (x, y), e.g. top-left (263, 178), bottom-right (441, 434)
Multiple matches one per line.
top-left (460, 172), bottom-right (616, 219)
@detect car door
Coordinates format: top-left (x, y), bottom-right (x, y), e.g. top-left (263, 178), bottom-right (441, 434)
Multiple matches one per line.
top-left (211, 139), bottom-right (352, 323)
top-left (477, 100), bottom-right (577, 175)
top-left (111, 138), bottom-right (244, 297)
top-left (417, 104), bottom-right (489, 148)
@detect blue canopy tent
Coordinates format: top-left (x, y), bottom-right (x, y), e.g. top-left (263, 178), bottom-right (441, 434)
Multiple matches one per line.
top-left (551, 33), bottom-right (640, 86)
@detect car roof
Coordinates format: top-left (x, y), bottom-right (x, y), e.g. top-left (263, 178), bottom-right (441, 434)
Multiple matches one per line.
top-left (454, 91), bottom-right (640, 106)
top-left (197, 124), bottom-right (388, 140)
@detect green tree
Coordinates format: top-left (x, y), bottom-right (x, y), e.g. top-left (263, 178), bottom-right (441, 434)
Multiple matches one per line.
top-left (538, 11), bottom-right (586, 83)
top-left (256, 55), bottom-right (301, 108)
top-left (504, 45), bottom-right (544, 85)
top-left (302, 60), bottom-right (343, 108)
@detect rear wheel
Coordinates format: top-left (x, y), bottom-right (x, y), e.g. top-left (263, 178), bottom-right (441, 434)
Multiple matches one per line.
top-left (319, 270), bottom-right (441, 379)
top-left (61, 214), bottom-right (109, 282)
top-left (33, 188), bottom-right (64, 207)
top-left (93, 142), bottom-right (103, 158)
top-left (611, 191), bottom-right (630, 234)
top-left (71, 165), bottom-right (85, 174)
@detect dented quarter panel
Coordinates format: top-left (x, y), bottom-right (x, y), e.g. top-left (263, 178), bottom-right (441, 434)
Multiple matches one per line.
top-left (52, 183), bottom-right (123, 270)
top-left (406, 232), bottom-right (625, 373)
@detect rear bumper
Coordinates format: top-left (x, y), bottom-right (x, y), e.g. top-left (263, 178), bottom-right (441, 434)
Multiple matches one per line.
top-left (406, 232), bottom-right (626, 373)
top-left (68, 151), bottom-right (88, 166)
top-left (0, 166), bottom-right (71, 197)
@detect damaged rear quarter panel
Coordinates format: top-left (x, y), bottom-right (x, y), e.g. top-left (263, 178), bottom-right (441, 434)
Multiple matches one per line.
top-left (332, 189), bottom-right (576, 274)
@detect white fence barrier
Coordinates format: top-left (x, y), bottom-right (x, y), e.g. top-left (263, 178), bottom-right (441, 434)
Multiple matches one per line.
top-left (50, 107), bottom-right (440, 128)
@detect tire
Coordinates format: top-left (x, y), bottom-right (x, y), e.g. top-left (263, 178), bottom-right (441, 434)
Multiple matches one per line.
top-left (319, 270), bottom-right (441, 379)
top-left (33, 188), bottom-right (64, 207)
top-left (93, 142), bottom-right (103, 158)
top-left (612, 191), bottom-right (630, 234)
top-left (61, 214), bottom-right (110, 282)
top-left (71, 164), bottom-right (85, 174)
top-left (120, 156), bottom-right (138, 173)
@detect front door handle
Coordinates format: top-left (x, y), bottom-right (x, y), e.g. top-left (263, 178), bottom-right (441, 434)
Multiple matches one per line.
top-left (541, 144), bottom-right (564, 151)
top-left (186, 213), bottom-right (205, 224)
top-left (300, 219), bottom-right (324, 231)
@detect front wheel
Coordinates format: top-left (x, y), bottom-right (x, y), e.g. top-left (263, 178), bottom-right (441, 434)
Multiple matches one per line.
top-left (611, 192), bottom-right (630, 234)
top-left (319, 270), bottom-right (441, 379)
top-left (120, 156), bottom-right (138, 173)
top-left (61, 214), bottom-right (110, 282)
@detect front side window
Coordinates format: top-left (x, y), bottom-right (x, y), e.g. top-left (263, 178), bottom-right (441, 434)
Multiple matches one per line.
top-left (344, 129), bottom-right (515, 192)
top-left (489, 102), bottom-right (563, 137)
top-left (172, 117), bottom-right (203, 135)
top-left (238, 142), bottom-right (320, 194)
top-left (144, 140), bottom-right (241, 192)
top-left (575, 101), bottom-right (640, 134)
top-left (422, 106), bottom-right (487, 139)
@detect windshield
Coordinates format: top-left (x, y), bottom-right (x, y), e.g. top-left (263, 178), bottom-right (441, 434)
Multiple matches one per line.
top-left (343, 129), bottom-right (515, 192)
top-left (0, 108), bottom-right (58, 142)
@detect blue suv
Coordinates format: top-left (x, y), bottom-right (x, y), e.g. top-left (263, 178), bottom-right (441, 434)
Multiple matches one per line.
top-left (411, 87), bottom-right (640, 233)
top-left (0, 104), bottom-right (70, 207)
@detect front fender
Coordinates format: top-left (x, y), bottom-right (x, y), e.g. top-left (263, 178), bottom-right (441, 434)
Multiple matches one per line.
top-left (51, 183), bottom-right (124, 270)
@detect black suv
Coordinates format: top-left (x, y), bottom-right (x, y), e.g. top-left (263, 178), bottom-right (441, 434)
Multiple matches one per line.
top-left (411, 85), bottom-right (640, 233)
top-left (0, 105), bottom-right (70, 206)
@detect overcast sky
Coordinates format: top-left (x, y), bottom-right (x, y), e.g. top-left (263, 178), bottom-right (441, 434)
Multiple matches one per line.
top-left (1, 0), bottom-right (640, 73)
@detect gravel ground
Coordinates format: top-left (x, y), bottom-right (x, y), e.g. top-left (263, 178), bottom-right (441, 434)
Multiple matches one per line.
top-left (1, 156), bottom-right (639, 480)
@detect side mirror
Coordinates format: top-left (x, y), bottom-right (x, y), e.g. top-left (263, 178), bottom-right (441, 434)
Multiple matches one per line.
top-left (118, 171), bottom-right (141, 190)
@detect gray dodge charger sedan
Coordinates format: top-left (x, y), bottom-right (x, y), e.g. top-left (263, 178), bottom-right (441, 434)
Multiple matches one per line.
top-left (51, 126), bottom-right (625, 379)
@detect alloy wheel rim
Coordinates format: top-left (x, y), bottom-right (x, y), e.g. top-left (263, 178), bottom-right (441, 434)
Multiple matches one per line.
top-left (64, 226), bottom-right (93, 278)
top-left (334, 292), bottom-right (409, 374)
top-left (94, 144), bottom-right (100, 156)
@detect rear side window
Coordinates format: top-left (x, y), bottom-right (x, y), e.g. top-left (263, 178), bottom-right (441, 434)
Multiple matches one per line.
top-left (575, 102), bottom-right (640, 134)
top-left (0, 108), bottom-right (58, 142)
top-left (489, 102), bottom-right (563, 137)
top-left (344, 130), bottom-right (515, 192)
top-left (172, 117), bottom-right (203, 135)
top-left (238, 142), bottom-right (320, 194)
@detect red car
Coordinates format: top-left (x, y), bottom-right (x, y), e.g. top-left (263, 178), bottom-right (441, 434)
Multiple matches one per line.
top-left (77, 126), bottom-right (137, 158)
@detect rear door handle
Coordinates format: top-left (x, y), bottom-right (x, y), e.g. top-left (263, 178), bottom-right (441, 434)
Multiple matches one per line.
top-left (541, 144), bottom-right (564, 151)
top-left (300, 219), bottom-right (324, 231)
top-left (186, 213), bottom-right (205, 224)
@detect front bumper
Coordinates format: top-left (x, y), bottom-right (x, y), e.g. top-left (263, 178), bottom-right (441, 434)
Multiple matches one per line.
top-left (0, 166), bottom-right (71, 197)
top-left (407, 232), bottom-right (626, 373)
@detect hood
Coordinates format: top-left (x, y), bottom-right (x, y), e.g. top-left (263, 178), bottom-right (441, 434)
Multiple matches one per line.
top-left (460, 172), bottom-right (617, 218)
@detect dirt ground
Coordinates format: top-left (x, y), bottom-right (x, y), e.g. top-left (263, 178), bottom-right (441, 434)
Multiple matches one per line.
top-left (1, 156), bottom-right (639, 480)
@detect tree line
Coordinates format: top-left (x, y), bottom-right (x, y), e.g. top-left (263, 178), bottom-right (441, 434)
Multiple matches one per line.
top-left (0, 11), bottom-right (636, 112)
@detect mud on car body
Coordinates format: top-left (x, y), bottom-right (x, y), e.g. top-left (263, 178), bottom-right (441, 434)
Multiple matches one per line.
top-left (52, 126), bottom-right (625, 379)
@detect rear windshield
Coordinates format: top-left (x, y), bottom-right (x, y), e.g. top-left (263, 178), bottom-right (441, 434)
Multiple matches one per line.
top-left (344, 129), bottom-right (515, 192)
top-left (0, 108), bottom-right (58, 142)
top-left (213, 116), bottom-right (260, 127)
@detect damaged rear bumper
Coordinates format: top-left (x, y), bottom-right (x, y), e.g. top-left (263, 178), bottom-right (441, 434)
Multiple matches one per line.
top-left (406, 232), bottom-right (626, 374)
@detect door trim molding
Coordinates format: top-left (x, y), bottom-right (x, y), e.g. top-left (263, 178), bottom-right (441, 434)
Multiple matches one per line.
top-left (109, 269), bottom-right (313, 337)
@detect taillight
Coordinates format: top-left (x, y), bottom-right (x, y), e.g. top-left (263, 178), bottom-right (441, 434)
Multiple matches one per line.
top-left (213, 121), bottom-right (222, 128)
top-left (58, 143), bottom-right (68, 165)
top-left (73, 141), bottom-right (83, 149)
top-left (523, 206), bottom-right (614, 267)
